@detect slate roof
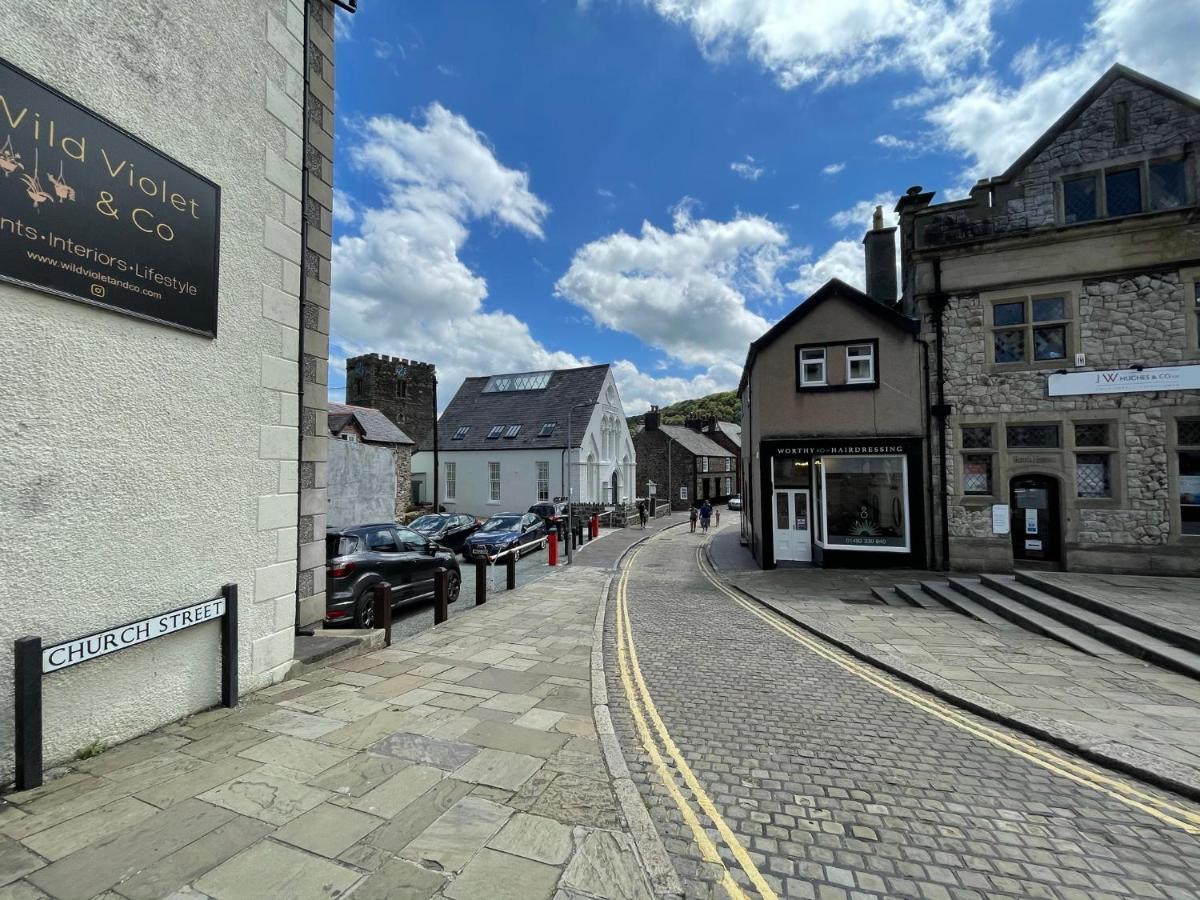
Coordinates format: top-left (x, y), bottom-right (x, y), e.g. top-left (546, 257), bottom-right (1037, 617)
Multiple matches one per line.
top-left (328, 403), bottom-right (414, 445)
top-left (714, 421), bottom-right (741, 448)
top-left (657, 424), bottom-right (734, 458)
top-left (437, 364), bottom-right (611, 451)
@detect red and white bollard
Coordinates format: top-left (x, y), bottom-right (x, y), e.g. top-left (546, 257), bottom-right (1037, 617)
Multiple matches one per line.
top-left (548, 532), bottom-right (558, 566)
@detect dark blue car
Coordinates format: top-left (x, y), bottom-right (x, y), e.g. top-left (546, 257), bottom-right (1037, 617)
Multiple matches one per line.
top-left (462, 512), bottom-right (548, 561)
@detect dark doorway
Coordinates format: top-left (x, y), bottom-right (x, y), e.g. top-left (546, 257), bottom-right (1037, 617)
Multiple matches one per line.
top-left (611, 470), bottom-right (619, 504)
top-left (1010, 474), bottom-right (1061, 565)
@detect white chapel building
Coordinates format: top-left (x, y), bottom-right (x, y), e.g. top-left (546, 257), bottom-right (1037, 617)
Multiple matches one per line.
top-left (412, 364), bottom-right (637, 516)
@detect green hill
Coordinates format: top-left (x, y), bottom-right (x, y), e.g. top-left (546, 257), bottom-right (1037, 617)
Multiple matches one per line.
top-left (627, 391), bottom-right (740, 435)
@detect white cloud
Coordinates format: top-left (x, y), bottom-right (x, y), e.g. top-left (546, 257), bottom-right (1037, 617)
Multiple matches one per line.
top-left (874, 134), bottom-right (917, 151)
top-left (555, 202), bottom-right (793, 370)
top-left (334, 9), bottom-right (354, 41)
top-left (641, 0), bottom-right (997, 89)
top-left (596, 187), bottom-right (615, 199)
top-left (788, 239), bottom-right (864, 297)
top-left (730, 155), bottom-right (765, 180)
top-left (332, 188), bottom-right (357, 224)
top-left (829, 193), bottom-right (898, 231)
top-left (926, 0), bottom-right (1200, 185)
top-left (821, 162), bottom-right (845, 175)
top-left (610, 359), bottom-right (741, 414)
top-left (330, 103), bottom-right (743, 411)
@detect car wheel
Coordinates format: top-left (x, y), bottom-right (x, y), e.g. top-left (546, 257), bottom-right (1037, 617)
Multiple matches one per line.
top-left (354, 592), bottom-right (376, 629)
top-left (447, 570), bottom-right (461, 603)
top-left (540, 537), bottom-right (548, 551)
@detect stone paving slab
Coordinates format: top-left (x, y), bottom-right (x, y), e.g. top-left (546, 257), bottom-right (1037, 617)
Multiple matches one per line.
top-left (709, 526), bottom-right (1200, 799)
top-left (0, 526), bottom-right (666, 900)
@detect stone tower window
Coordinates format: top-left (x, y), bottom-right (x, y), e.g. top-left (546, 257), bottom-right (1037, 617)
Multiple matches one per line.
top-left (397, 380), bottom-right (408, 399)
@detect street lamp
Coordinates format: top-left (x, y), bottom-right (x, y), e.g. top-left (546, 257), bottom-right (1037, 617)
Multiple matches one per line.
top-left (565, 400), bottom-right (596, 565)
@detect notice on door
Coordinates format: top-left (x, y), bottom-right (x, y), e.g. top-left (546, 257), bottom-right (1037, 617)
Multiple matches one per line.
top-left (1025, 509), bottom-right (1038, 534)
top-left (991, 504), bottom-right (1010, 535)
top-left (0, 59), bottom-right (220, 336)
top-left (1025, 539), bottom-right (1043, 551)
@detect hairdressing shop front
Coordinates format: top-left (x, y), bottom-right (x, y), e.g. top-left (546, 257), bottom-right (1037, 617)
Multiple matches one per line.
top-left (759, 437), bottom-right (926, 568)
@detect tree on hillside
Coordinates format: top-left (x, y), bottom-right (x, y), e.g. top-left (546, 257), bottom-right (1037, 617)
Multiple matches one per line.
top-left (626, 391), bottom-right (740, 436)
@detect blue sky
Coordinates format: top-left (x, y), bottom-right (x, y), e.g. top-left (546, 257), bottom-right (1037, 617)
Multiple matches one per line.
top-left (328, 0), bottom-right (1199, 413)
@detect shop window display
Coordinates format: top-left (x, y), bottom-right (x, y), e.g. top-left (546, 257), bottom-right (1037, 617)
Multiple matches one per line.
top-left (820, 457), bottom-right (909, 550)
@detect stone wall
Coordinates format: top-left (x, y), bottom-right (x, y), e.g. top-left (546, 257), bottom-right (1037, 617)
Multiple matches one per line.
top-left (394, 445), bottom-right (413, 519)
top-left (296, 0), bottom-right (337, 629)
top-left (921, 75), bottom-right (1200, 246)
top-left (634, 430), bottom-right (697, 511)
top-left (347, 354), bottom-right (438, 451)
top-left (936, 268), bottom-right (1198, 571)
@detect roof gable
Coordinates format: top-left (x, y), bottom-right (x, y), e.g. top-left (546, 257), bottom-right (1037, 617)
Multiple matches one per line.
top-left (995, 64), bottom-right (1200, 185)
top-left (328, 403), bottom-right (414, 445)
top-left (738, 278), bottom-right (919, 395)
top-left (647, 424), bottom-right (734, 458)
top-left (437, 364), bottom-right (611, 450)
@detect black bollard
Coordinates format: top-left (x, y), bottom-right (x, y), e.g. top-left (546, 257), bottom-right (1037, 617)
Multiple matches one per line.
top-left (372, 581), bottom-right (393, 647)
top-left (434, 568), bottom-right (449, 625)
top-left (505, 554), bottom-right (517, 590)
top-left (475, 558), bottom-right (487, 605)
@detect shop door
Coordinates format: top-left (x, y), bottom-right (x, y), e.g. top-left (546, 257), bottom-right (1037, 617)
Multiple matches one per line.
top-left (773, 490), bottom-right (812, 563)
top-left (1010, 475), bottom-right (1061, 565)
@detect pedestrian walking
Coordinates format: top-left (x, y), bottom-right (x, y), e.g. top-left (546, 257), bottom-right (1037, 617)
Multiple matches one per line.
top-left (637, 500), bottom-right (647, 529)
top-left (699, 500), bottom-right (712, 534)
top-left (715, 506), bottom-right (721, 527)
top-left (689, 504), bottom-right (698, 533)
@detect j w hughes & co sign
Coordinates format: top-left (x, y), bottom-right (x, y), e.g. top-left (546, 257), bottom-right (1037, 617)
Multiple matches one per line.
top-left (0, 57), bottom-right (219, 336)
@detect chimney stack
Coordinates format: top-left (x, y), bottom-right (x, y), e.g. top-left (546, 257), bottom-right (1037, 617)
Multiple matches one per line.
top-left (644, 405), bottom-right (660, 431)
top-left (862, 204), bottom-right (897, 306)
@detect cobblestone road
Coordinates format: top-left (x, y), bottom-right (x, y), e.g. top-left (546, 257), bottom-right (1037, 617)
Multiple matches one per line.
top-left (605, 523), bottom-right (1200, 900)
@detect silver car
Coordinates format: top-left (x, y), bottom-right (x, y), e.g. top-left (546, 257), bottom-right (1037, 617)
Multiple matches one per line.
top-left (727, 496), bottom-right (742, 511)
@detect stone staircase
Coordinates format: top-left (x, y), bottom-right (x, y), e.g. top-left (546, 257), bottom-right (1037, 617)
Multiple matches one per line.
top-left (873, 572), bottom-right (1200, 680)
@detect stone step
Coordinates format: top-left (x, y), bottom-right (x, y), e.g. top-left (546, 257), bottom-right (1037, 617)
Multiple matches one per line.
top-left (1016, 571), bottom-right (1200, 657)
top-left (983, 574), bottom-right (1200, 680)
top-left (870, 587), bottom-right (914, 608)
top-left (893, 583), bottom-right (946, 610)
top-left (922, 580), bottom-right (1010, 628)
top-left (951, 576), bottom-right (1116, 658)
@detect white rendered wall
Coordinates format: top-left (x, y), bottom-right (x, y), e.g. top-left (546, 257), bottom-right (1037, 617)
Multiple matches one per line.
top-left (0, 1), bottom-right (306, 778)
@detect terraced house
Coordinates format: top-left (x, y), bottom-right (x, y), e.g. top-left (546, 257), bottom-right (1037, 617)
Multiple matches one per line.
top-left (898, 64), bottom-right (1200, 574)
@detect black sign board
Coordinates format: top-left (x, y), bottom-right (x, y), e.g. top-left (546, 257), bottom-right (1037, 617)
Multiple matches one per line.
top-left (0, 57), bottom-right (220, 336)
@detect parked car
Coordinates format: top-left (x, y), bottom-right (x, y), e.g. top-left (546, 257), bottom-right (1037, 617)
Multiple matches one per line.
top-left (528, 500), bottom-right (570, 529)
top-left (326, 523), bottom-right (461, 628)
top-left (408, 513), bottom-right (480, 556)
top-left (728, 496), bottom-right (742, 511)
top-left (463, 512), bottom-right (548, 561)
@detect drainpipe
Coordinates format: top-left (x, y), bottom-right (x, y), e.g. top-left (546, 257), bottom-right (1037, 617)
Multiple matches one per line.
top-left (431, 375), bottom-right (439, 512)
top-left (930, 258), bottom-right (952, 571)
top-left (920, 337), bottom-right (936, 570)
top-left (295, 0), bottom-right (314, 636)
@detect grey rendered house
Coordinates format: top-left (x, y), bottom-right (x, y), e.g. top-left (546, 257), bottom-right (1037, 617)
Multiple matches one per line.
top-left (739, 206), bottom-right (928, 568)
top-left (897, 64), bottom-right (1200, 574)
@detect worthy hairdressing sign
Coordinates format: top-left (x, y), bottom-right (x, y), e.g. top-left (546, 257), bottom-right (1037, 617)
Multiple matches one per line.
top-left (0, 58), bottom-right (219, 336)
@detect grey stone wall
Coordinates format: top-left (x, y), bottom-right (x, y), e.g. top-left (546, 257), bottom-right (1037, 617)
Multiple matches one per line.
top-left (633, 430), bottom-right (696, 510)
top-left (393, 446), bottom-right (413, 519)
top-left (328, 440), bottom-right (396, 530)
top-left (936, 268), bottom-right (1197, 570)
top-left (347, 354), bottom-right (438, 451)
top-left (921, 75), bottom-right (1200, 246)
top-left (296, 0), bottom-right (337, 629)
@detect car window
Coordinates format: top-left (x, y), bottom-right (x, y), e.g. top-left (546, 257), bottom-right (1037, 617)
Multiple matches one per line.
top-left (395, 527), bottom-right (427, 551)
top-left (365, 527), bottom-right (400, 552)
top-left (481, 516), bottom-right (520, 532)
top-left (409, 515), bottom-right (442, 532)
top-left (326, 534), bottom-right (359, 558)
top-left (456, 516), bottom-right (473, 528)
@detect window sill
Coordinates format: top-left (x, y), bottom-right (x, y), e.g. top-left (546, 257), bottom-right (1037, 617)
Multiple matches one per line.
top-left (1076, 497), bottom-right (1122, 510)
top-left (797, 383), bottom-right (879, 393)
top-left (987, 359), bottom-right (1072, 375)
top-left (959, 495), bottom-right (998, 506)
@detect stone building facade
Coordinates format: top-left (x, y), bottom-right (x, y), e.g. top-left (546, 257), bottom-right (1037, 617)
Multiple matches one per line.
top-left (346, 353), bottom-right (438, 451)
top-left (898, 65), bottom-right (1200, 574)
top-left (634, 409), bottom-right (737, 511)
top-left (296, 0), bottom-right (338, 630)
top-left (0, 0), bottom-right (341, 780)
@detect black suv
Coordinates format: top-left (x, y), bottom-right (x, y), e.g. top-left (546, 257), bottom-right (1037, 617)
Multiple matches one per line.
top-left (326, 523), bottom-right (461, 628)
top-left (528, 500), bottom-right (570, 529)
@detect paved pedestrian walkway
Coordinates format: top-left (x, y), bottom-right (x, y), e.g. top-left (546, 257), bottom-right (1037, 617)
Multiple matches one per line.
top-left (709, 525), bottom-right (1200, 799)
top-left (610, 520), bottom-right (1200, 899)
top-left (0, 528), bottom-right (666, 900)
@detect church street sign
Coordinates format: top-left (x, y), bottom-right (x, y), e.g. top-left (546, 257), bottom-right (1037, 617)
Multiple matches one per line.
top-left (0, 57), bottom-right (220, 336)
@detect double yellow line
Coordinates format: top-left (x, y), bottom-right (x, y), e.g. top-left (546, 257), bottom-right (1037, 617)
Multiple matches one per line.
top-left (615, 540), bottom-right (780, 900)
top-left (693, 544), bottom-right (1200, 836)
